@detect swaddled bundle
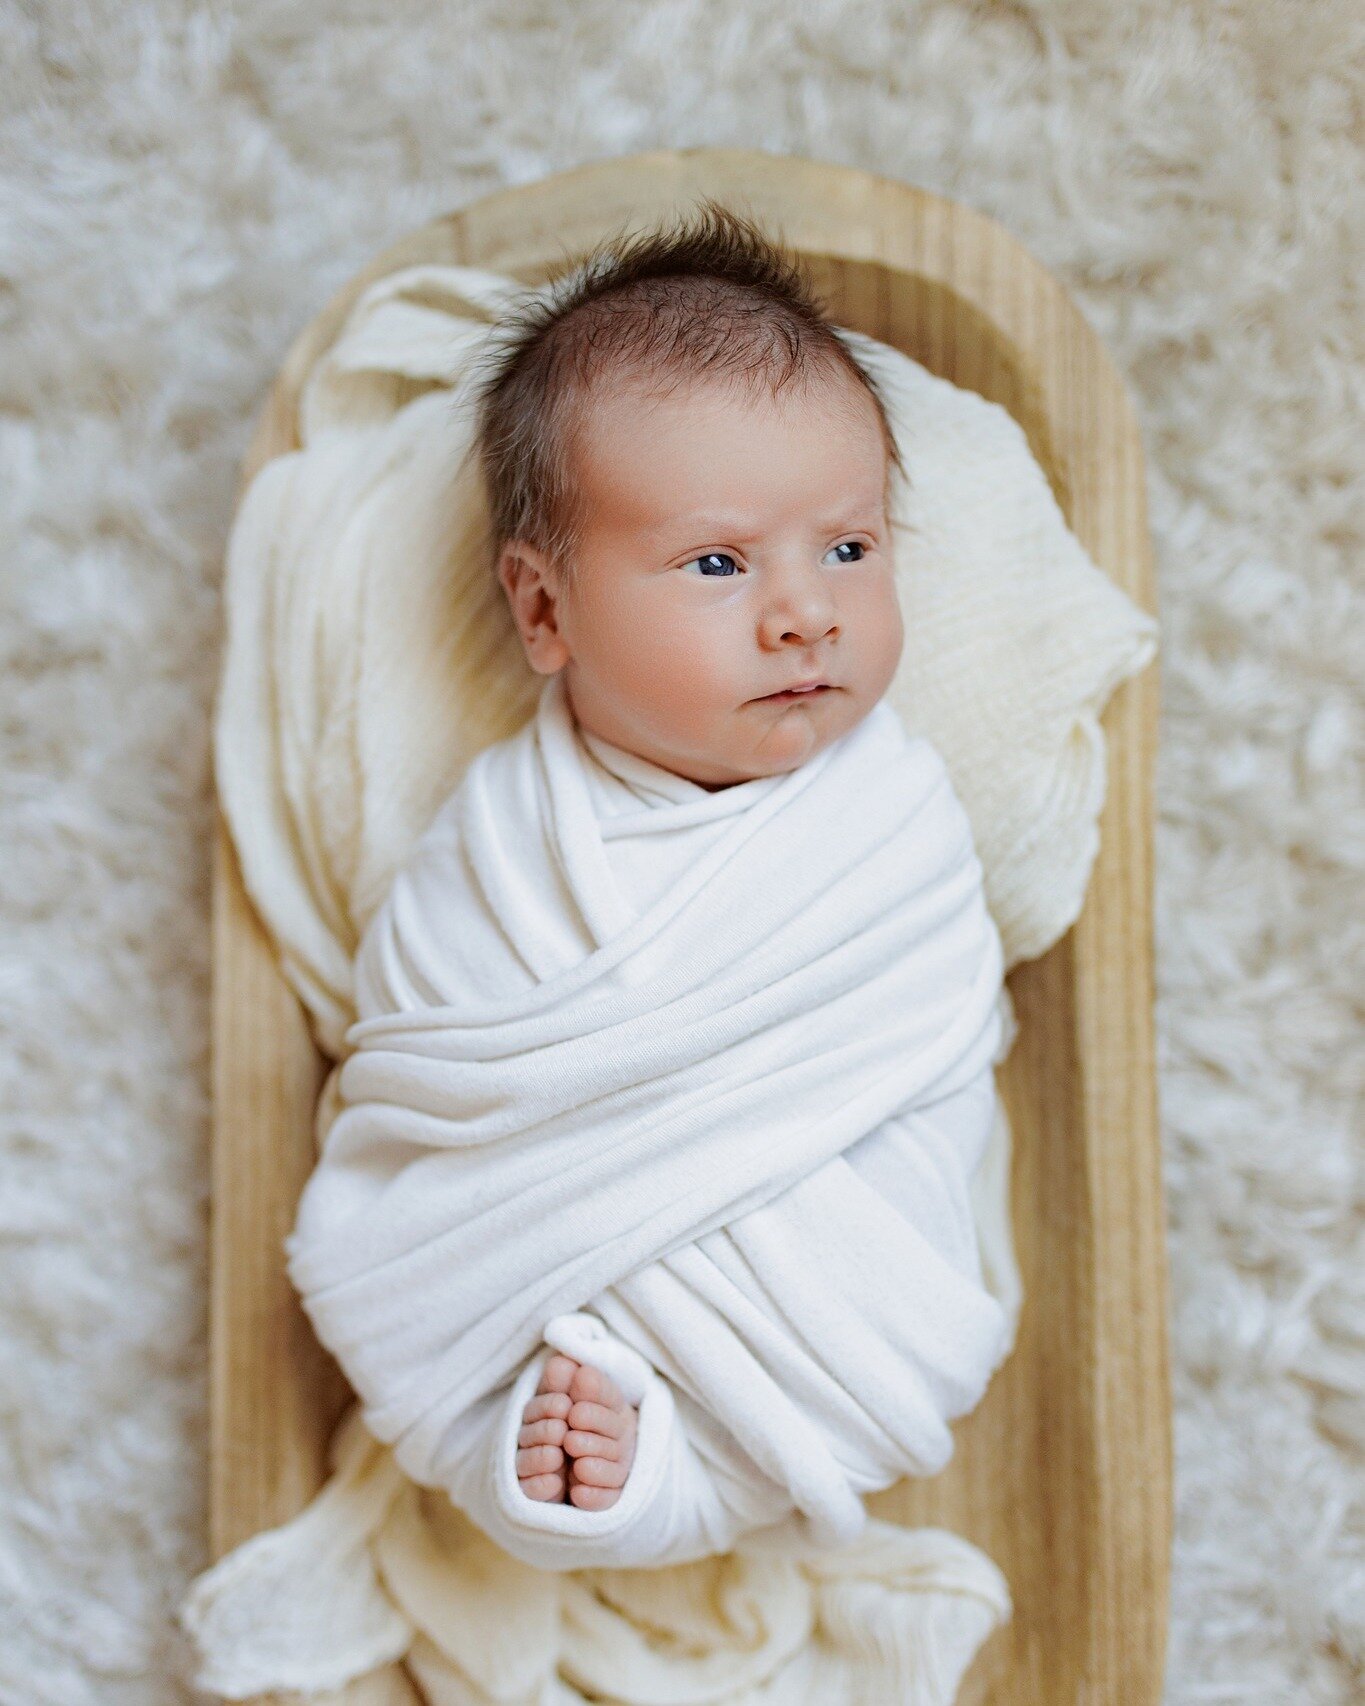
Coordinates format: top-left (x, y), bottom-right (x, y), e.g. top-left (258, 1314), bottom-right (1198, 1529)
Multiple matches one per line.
top-left (284, 665), bottom-right (1013, 1573)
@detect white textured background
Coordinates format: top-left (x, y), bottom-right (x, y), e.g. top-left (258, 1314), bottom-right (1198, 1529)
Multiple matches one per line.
top-left (2, 3), bottom-right (1362, 1701)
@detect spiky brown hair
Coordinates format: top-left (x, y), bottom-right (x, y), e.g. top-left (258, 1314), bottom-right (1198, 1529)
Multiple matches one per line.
top-left (466, 197), bottom-right (907, 600)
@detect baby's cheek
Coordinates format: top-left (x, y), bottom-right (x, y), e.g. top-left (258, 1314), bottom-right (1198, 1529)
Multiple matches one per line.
top-left (866, 578), bottom-right (906, 685)
top-left (621, 632), bottom-right (728, 716)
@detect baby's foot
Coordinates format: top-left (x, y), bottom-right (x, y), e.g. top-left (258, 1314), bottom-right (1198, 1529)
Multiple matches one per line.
top-left (562, 1357), bottom-right (639, 1511)
top-left (515, 1354), bottom-right (573, 1503)
top-left (515, 1352), bottom-right (638, 1510)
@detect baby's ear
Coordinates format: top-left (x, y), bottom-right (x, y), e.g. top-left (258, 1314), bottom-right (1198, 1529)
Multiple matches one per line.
top-left (497, 541), bottom-right (570, 675)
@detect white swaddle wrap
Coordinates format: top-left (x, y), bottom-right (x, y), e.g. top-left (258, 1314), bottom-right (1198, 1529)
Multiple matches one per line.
top-left (284, 667), bottom-right (1013, 1572)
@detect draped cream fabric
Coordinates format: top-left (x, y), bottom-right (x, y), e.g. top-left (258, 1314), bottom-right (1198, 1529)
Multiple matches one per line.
top-left (179, 260), bottom-right (1158, 1703)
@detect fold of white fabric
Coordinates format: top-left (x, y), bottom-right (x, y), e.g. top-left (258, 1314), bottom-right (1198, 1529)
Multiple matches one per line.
top-left (283, 668), bottom-right (1013, 1569)
top-left (427, 1064), bottom-right (1005, 1573)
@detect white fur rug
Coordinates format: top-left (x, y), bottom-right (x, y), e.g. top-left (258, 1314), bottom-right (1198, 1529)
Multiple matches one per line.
top-left (2, 3), bottom-right (1361, 1702)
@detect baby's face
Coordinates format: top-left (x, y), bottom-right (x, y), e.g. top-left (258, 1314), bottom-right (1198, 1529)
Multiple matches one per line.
top-left (506, 366), bottom-right (905, 790)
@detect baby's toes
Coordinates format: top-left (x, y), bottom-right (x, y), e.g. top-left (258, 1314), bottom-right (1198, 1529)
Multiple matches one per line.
top-left (519, 1412), bottom-right (567, 1451)
top-left (565, 1409), bottom-right (637, 1519)
top-left (522, 1390), bottom-right (571, 1429)
top-left (516, 1438), bottom-right (566, 1502)
top-left (565, 1394), bottom-right (637, 1460)
top-left (569, 1484), bottom-right (620, 1510)
top-left (568, 1451), bottom-right (629, 1490)
top-left (538, 1353), bottom-right (579, 1397)
top-left (519, 1468), bottom-right (566, 1502)
top-left (564, 1414), bottom-right (632, 1461)
top-left (567, 1456), bottom-right (627, 1510)
top-left (566, 1361), bottom-right (622, 1410)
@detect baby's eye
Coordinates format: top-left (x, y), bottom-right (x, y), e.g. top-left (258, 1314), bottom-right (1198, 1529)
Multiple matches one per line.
top-left (685, 552), bottom-right (741, 578)
top-left (683, 542), bottom-right (867, 577)
top-left (824, 540), bottom-right (866, 564)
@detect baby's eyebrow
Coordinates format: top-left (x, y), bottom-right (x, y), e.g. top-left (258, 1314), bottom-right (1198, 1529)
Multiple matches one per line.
top-left (650, 498), bottom-right (885, 541)
top-left (652, 513), bottom-right (754, 539)
top-left (812, 499), bottom-right (886, 528)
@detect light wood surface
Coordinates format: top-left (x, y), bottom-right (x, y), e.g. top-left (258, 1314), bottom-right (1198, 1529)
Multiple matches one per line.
top-left (209, 149), bottom-right (1170, 1704)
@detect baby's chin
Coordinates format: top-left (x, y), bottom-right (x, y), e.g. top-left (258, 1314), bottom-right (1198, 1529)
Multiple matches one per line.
top-left (681, 695), bottom-right (855, 788)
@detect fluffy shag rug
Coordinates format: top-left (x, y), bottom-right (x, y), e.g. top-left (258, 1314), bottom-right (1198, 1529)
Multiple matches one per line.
top-left (2, 3), bottom-right (1361, 1702)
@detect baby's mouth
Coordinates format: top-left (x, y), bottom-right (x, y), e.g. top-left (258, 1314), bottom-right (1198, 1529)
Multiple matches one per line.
top-left (755, 684), bottom-right (834, 703)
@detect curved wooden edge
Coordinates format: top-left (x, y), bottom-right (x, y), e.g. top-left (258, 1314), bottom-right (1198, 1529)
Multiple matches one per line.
top-left (209, 810), bottom-right (349, 1559)
top-left (209, 149), bottom-right (1169, 1706)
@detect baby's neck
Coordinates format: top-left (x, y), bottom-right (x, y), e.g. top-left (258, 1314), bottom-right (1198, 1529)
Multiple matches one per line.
top-left (576, 716), bottom-right (743, 792)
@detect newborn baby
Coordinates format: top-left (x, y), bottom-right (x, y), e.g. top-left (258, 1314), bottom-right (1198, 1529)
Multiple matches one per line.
top-left (283, 201), bottom-right (1012, 1573)
top-left (494, 220), bottom-right (909, 1517)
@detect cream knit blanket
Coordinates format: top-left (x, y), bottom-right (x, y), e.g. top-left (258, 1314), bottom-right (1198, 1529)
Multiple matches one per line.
top-left (179, 261), bottom-right (1158, 1705)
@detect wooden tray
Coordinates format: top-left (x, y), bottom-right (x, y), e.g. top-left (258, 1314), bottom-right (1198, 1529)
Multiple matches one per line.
top-left (208, 149), bottom-right (1170, 1704)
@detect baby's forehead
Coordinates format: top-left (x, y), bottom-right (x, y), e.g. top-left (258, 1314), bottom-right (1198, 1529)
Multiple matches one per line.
top-left (565, 366), bottom-right (891, 539)
top-left (581, 360), bottom-right (866, 425)
top-left (574, 368), bottom-right (886, 475)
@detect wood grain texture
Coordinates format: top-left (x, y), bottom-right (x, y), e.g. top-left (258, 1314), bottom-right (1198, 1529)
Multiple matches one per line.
top-left (209, 149), bottom-right (1170, 1704)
